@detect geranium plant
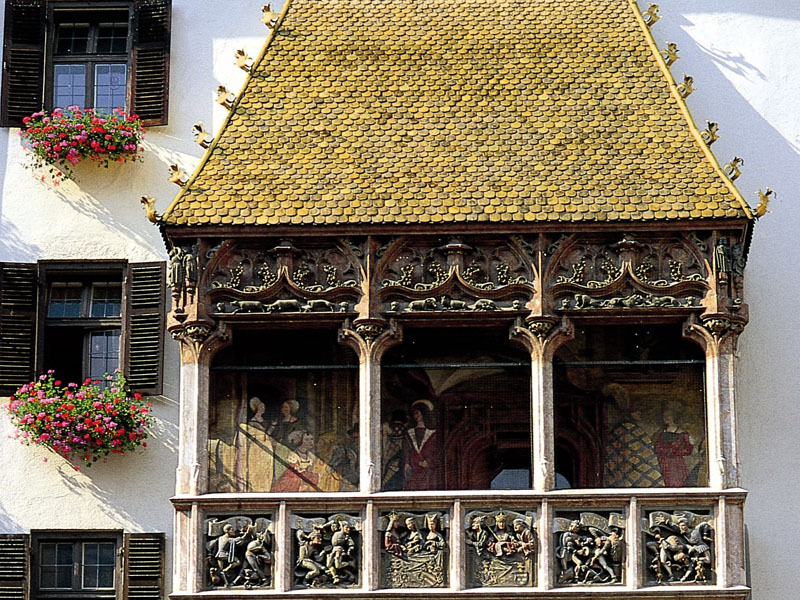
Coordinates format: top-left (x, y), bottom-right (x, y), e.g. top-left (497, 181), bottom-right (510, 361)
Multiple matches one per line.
top-left (19, 106), bottom-right (144, 182)
top-left (6, 370), bottom-right (154, 469)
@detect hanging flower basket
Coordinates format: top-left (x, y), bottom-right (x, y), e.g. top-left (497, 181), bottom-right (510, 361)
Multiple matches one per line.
top-left (5, 370), bottom-right (154, 469)
top-left (19, 106), bottom-right (145, 183)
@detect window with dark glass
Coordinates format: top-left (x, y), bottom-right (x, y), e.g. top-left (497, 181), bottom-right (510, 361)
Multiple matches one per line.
top-left (209, 329), bottom-right (359, 493)
top-left (34, 534), bottom-right (119, 597)
top-left (553, 324), bottom-right (707, 489)
top-left (381, 327), bottom-right (531, 492)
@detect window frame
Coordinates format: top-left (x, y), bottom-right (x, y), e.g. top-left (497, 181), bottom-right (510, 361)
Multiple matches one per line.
top-left (30, 530), bottom-right (123, 600)
top-left (45, 3), bottom-right (134, 114)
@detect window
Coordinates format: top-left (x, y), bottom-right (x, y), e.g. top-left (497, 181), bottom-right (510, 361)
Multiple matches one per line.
top-left (0, 532), bottom-right (165, 600)
top-left (0, 261), bottom-right (166, 395)
top-left (1, 0), bottom-right (171, 127)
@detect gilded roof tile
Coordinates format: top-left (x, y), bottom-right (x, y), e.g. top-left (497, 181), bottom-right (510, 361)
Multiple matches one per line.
top-left (163, 0), bottom-right (752, 227)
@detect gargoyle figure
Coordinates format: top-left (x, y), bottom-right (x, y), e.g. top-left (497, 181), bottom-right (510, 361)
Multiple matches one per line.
top-left (643, 4), bottom-right (660, 27)
top-left (724, 156), bottom-right (744, 181)
top-left (192, 121), bottom-right (213, 148)
top-left (216, 85), bottom-right (235, 109)
top-left (701, 121), bottom-right (719, 146)
top-left (168, 164), bottom-right (188, 187)
top-left (755, 188), bottom-right (775, 218)
top-left (661, 42), bottom-right (679, 66)
top-left (140, 195), bottom-right (160, 223)
top-left (677, 74), bottom-right (695, 98)
top-left (235, 48), bottom-right (252, 71)
top-left (261, 4), bottom-right (279, 28)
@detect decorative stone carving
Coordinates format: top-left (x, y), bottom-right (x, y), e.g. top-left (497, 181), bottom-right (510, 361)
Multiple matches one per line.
top-left (204, 515), bottom-right (273, 589)
top-left (554, 512), bottom-right (625, 585)
top-left (292, 514), bottom-right (361, 588)
top-left (387, 296), bottom-right (524, 313)
top-left (699, 315), bottom-right (745, 339)
top-left (644, 510), bottom-right (714, 585)
top-left (465, 510), bottom-right (537, 588)
top-left (567, 292), bottom-right (693, 310)
top-left (380, 511), bottom-right (449, 588)
top-left (168, 244), bottom-right (198, 312)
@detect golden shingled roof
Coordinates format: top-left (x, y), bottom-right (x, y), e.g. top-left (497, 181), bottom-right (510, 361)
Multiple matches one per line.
top-left (162, 0), bottom-right (752, 227)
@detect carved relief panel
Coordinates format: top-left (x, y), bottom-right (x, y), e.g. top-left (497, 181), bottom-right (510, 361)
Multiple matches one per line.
top-left (545, 234), bottom-right (709, 312)
top-left (554, 511), bottom-right (625, 586)
top-left (644, 510), bottom-right (714, 585)
top-left (291, 513), bottom-right (362, 588)
top-left (380, 511), bottom-right (449, 588)
top-left (465, 509), bottom-right (538, 588)
top-left (376, 236), bottom-right (536, 315)
top-left (204, 515), bottom-right (274, 589)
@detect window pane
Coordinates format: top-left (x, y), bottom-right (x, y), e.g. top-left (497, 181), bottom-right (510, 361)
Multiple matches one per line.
top-left (90, 282), bottom-right (122, 317)
top-left (40, 543), bottom-right (74, 589)
top-left (55, 23), bottom-right (89, 54)
top-left (381, 328), bottom-right (530, 491)
top-left (53, 64), bottom-right (86, 109)
top-left (209, 331), bottom-right (358, 493)
top-left (49, 282), bottom-right (83, 318)
top-left (82, 542), bottom-right (115, 589)
top-left (94, 63), bottom-right (127, 114)
top-left (553, 324), bottom-right (708, 489)
top-left (97, 22), bottom-right (129, 54)
top-left (89, 330), bottom-right (121, 380)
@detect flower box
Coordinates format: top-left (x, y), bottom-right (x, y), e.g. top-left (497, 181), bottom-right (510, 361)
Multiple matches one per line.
top-left (6, 370), bottom-right (154, 469)
top-left (20, 106), bottom-right (144, 182)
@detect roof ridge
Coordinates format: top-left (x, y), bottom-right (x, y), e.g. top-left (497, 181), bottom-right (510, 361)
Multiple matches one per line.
top-left (160, 0), bottom-right (294, 223)
top-left (626, 0), bottom-right (753, 221)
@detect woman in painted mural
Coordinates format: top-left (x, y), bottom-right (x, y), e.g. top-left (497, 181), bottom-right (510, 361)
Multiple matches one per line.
top-left (233, 397), bottom-right (274, 491)
top-left (403, 399), bottom-right (442, 490)
top-left (654, 403), bottom-right (696, 487)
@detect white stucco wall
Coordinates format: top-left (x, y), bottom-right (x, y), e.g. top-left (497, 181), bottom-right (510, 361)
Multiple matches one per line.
top-left (0, 1), bottom-right (797, 597)
top-left (0, 0), bottom-right (272, 590)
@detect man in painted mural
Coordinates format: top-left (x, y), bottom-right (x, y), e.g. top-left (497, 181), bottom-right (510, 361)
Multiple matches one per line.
top-left (403, 399), bottom-right (441, 490)
top-left (381, 410), bottom-right (407, 490)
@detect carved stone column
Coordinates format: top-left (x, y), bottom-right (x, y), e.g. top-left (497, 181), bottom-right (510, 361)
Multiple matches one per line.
top-left (339, 319), bottom-right (402, 493)
top-left (684, 314), bottom-right (746, 489)
top-left (510, 316), bottom-right (573, 491)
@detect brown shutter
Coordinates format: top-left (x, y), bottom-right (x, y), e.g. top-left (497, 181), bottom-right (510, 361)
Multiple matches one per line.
top-left (0, 263), bottom-right (38, 395)
top-left (0, 0), bottom-right (46, 127)
top-left (130, 0), bottom-right (171, 127)
top-left (122, 533), bottom-right (165, 600)
top-left (124, 262), bottom-right (165, 395)
top-left (0, 534), bottom-right (29, 600)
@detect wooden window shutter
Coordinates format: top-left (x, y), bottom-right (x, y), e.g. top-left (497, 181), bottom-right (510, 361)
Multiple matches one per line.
top-left (0, 263), bottom-right (38, 395)
top-left (1, 0), bottom-right (46, 127)
top-left (131, 0), bottom-right (171, 127)
top-left (0, 534), bottom-right (30, 600)
top-left (124, 262), bottom-right (165, 395)
top-left (122, 533), bottom-right (165, 600)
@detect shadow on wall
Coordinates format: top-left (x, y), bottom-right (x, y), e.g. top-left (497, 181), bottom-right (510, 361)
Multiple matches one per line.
top-left (0, 500), bottom-right (23, 532)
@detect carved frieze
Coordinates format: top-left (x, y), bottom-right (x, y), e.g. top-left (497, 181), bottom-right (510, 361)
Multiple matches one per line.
top-left (554, 512), bottom-right (625, 586)
top-left (465, 510), bottom-right (537, 588)
top-left (376, 237), bottom-right (536, 315)
top-left (381, 511), bottom-right (449, 588)
top-left (204, 515), bottom-right (273, 589)
top-left (547, 234), bottom-right (709, 312)
top-left (292, 514), bottom-right (361, 588)
top-left (644, 510), bottom-right (714, 585)
top-left (168, 244), bottom-right (198, 312)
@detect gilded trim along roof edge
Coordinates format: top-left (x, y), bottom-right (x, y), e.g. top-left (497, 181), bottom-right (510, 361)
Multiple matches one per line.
top-left (161, 0), bottom-right (753, 227)
top-left (626, 0), bottom-right (753, 221)
top-left (161, 0), bottom-right (295, 223)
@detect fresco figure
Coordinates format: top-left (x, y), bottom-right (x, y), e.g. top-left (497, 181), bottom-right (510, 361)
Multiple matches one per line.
top-left (267, 399), bottom-right (304, 481)
top-left (273, 430), bottom-right (323, 492)
top-left (381, 410), bottom-right (407, 490)
top-left (403, 399), bottom-right (441, 490)
top-left (233, 397), bottom-right (274, 491)
top-left (654, 405), bottom-right (694, 487)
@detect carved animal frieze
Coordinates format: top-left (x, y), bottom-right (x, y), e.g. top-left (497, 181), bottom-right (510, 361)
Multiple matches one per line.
top-left (387, 296), bottom-right (525, 313)
top-left (554, 512), bottom-right (625, 586)
top-left (466, 509), bottom-right (537, 588)
top-left (644, 511), bottom-right (714, 585)
top-left (381, 511), bottom-right (448, 588)
top-left (565, 292), bottom-right (694, 310)
top-left (292, 514), bottom-right (361, 588)
top-left (213, 298), bottom-right (349, 315)
top-left (205, 515), bottom-right (273, 589)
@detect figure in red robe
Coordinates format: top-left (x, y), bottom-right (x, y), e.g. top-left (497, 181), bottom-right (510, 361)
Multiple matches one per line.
top-left (403, 400), bottom-right (441, 490)
top-left (654, 407), bottom-right (694, 487)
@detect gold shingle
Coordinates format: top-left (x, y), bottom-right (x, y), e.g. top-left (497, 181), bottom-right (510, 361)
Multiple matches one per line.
top-left (163, 0), bottom-right (751, 227)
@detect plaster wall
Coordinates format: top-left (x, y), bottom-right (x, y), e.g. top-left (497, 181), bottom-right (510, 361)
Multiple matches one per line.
top-left (0, 0), bottom-right (797, 598)
top-left (0, 0), bottom-right (272, 590)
